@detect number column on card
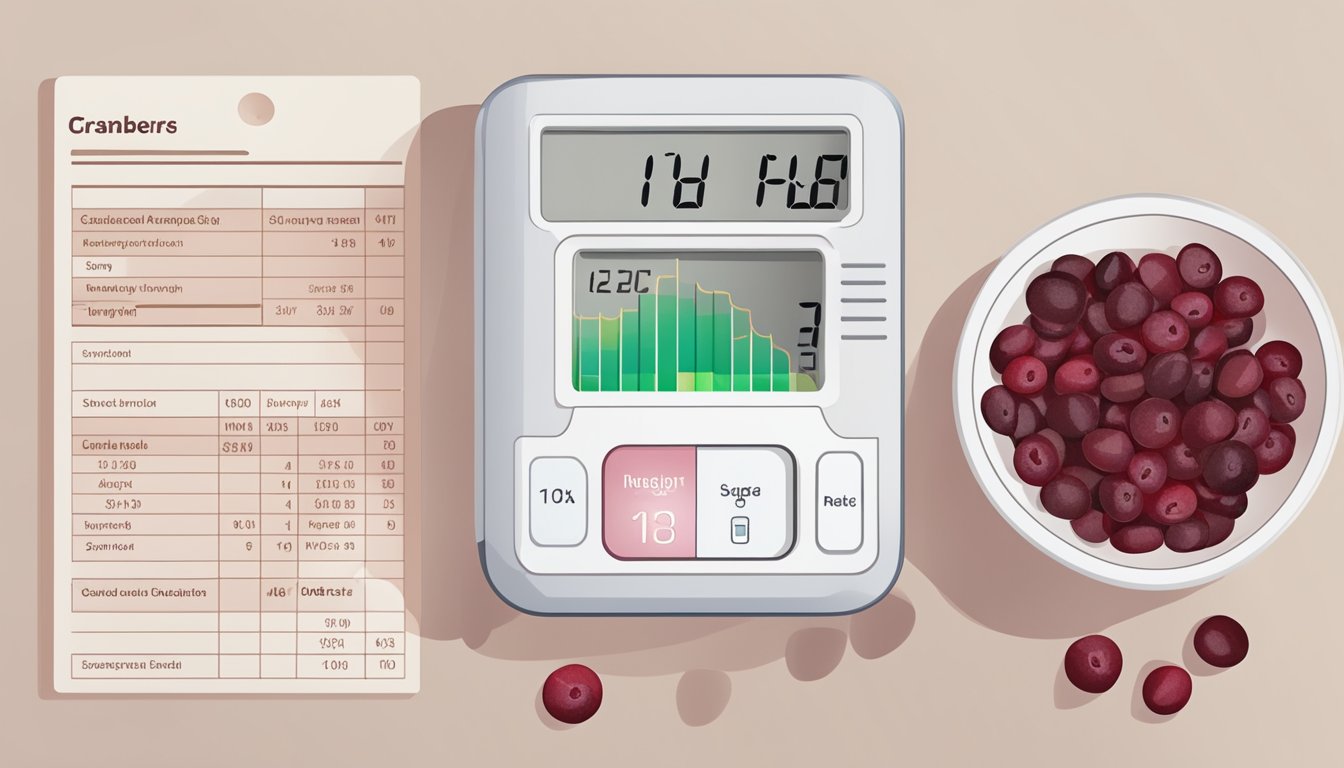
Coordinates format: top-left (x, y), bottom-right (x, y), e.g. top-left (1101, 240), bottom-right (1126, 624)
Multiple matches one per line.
top-left (298, 392), bottom-right (366, 677)
top-left (218, 391), bottom-right (260, 678)
top-left (259, 392), bottom-right (304, 677)
top-left (70, 390), bottom-right (220, 679)
top-left (262, 188), bottom-right (366, 327)
top-left (366, 390), bottom-right (405, 677)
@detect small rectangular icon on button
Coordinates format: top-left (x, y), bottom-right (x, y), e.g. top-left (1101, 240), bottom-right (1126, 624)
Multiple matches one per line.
top-left (731, 516), bottom-right (750, 544)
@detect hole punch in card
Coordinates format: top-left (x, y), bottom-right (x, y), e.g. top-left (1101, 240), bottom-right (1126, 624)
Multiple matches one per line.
top-left (52, 76), bottom-right (420, 693)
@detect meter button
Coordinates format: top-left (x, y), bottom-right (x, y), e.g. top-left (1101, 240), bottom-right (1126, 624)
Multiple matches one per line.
top-left (695, 446), bottom-right (794, 559)
top-left (602, 446), bottom-right (697, 559)
top-left (816, 452), bottom-right (863, 552)
top-left (529, 457), bottom-right (588, 546)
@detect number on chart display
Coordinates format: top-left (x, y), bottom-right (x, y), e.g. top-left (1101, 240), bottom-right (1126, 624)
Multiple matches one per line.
top-left (632, 509), bottom-right (676, 545)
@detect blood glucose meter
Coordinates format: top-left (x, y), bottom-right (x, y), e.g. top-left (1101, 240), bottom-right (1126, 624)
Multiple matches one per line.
top-left (475, 76), bottom-right (903, 613)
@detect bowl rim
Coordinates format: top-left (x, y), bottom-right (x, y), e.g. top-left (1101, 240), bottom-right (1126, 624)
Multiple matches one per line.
top-left (952, 193), bottom-right (1344, 590)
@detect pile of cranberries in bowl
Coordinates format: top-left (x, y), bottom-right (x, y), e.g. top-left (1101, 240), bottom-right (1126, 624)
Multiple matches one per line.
top-left (980, 244), bottom-right (1307, 554)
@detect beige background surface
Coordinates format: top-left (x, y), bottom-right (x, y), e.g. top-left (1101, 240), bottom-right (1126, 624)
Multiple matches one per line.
top-left (3, 1), bottom-right (1342, 765)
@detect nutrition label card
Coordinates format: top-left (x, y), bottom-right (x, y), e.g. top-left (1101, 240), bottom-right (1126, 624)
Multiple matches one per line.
top-left (52, 77), bottom-right (420, 693)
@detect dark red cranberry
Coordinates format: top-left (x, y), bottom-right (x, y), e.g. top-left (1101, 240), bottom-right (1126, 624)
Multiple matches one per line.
top-left (1194, 481), bottom-right (1248, 518)
top-left (1041, 475), bottom-right (1092, 520)
top-left (1143, 352), bottom-right (1193, 400)
top-left (1003, 355), bottom-right (1048, 395)
top-left (1066, 327), bottom-right (1093, 356)
top-left (1083, 428), bottom-right (1135, 473)
top-left (1032, 332), bottom-right (1072, 369)
top-left (1139, 310), bottom-right (1190, 354)
top-left (1094, 333), bottom-right (1149, 375)
top-left (1037, 428), bottom-right (1067, 462)
top-left (1226, 387), bottom-right (1272, 417)
top-left (1187, 324), bottom-right (1228, 361)
top-left (1063, 635), bottom-right (1123, 693)
top-left (1031, 313), bottom-right (1077, 340)
top-left (1111, 524), bottom-right (1165, 553)
top-left (980, 386), bottom-right (1019, 437)
top-left (1100, 371), bottom-right (1147, 403)
top-left (1201, 440), bottom-right (1259, 494)
top-left (1137, 252), bottom-right (1183, 308)
top-left (1105, 281), bottom-right (1155, 330)
top-left (1166, 517), bottom-right (1210, 552)
top-left (1149, 482), bottom-right (1196, 525)
top-left (1265, 377), bottom-right (1306, 423)
top-left (1163, 440), bottom-right (1203, 481)
top-left (542, 664), bottom-right (603, 724)
top-left (1253, 428), bottom-right (1295, 474)
top-left (1060, 465), bottom-right (1104, 493)
top-left (1193, 615), bottom-right (1249, 668)
top-left (1081, 300), bottom-right (1115, 339)
top-left (1046, 393), bottom-right (1100, 438)
top-left (1182, 400), bottom-right (1236, 450)
top-left (1142, 665), bottom-right (1193, 715)
top-left (1255, 340), bottom-right (1303, 381)
top-left (1176, 243), bottom-right (1223, 290)
top-left (1052, 254), bottom-right (1096, 290)
top-left (1214, 276), bottom-right (1265, 318)
top-left (1071, 509), bottom-right (1111, 543)
top-left (990, 324), bottom-right (1037, 373)
top-left (1129, 397), bottom-right (1182, 449)
top-left (1054, 356), bottom-right (1101, 394)
top-left (1214, 350), bottom-right (1264, 399)
top-left (1198, 509), bottom-right (1235, 547)
top-left (1170, 291), bottom-right (1213, 330)
top-left (1230, 406), bottom-right (1270, 448)
top-left (1093, 251), bottom-right (1136, 294)
top-left (1183, 360), bottom-right (1215, 404)
top-left (1099, 474), bottom-right (1144, 523)
top-left (1215, 316), bottom-right (1254, 348)
top-left (1011, 398), bottom-right (1045, 442)
top-left (1027, 271), bottom-right (1089, 327)
top-left (1127, 451), bottom-right (1168, 495)
top-left (1099, 400), bottom-right (1133, 430)
top-left (1014, 434), bottom-right (1061, 486)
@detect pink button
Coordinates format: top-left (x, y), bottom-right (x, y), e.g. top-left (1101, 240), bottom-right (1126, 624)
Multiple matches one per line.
top-left (602, 446), bottom-right (696, 559)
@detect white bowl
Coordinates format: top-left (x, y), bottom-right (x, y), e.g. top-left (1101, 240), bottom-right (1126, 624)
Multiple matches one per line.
top-left (953, 195), bottom-right (1343, 589)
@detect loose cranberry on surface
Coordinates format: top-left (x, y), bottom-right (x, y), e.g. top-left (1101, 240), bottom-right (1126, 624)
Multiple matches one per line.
top-left (1265, 377), bottom-right (1306, 423)
top-left (542, 664), bottom-right (603, 724)
top-left (1214, 276), bottom-right (1265, 319)
top-left (1176, 243), bottom-right (1223, 290)
top-left (1214, 350), bottom-right (1264, 399)
top-left (1137, 252), bottom-right (1183, 308)
top-left (1027, 271), bottom-right (1089, 327)
top-left (1142, 665), bottom-right (1193, 715)
top-left (1201, 440), bottom-right (1259, 495)
top-left (1105, 281), bottom-right (1156, 330)
top-left (1002, 355), bottom-right (1048, 395)
top-left (1014, 434), bottom-right (1061, 486)
top-left (1063, 635), bottom-right (1123, 693)
top-left (1255, 340), bottom-right (1303, 381)
top-left (989, 324), bottom-right (1037, 373)
top-left (1193, 615), bottom-right (1250, 668)
top-left (1111, 524), bottom-right (1164, 554)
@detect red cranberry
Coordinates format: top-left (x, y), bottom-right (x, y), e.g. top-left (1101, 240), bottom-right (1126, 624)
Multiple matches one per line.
top-left (1201, 440), bottom-right (1259, 494)
top-left (1170, 291), bottom-right (1214, 330)
top-left (1014, 434), bottom-right (1061, 486)
top-left (1027, 271), bottom-right (1089, 327)
top-left (1094, 251), bottom-right (1135, 294)
top-left (1127, 451), bottom-right (1169, 495)
top-left (1041, 475), bottom-right (1091, 520)
top-left (1215, 316), bottom-right (1254, 348)
top-left (1143, 351), bottom-right (1193, 400)
top-left (1033, 332), bottom-right (1072, 369)
top-left (1214, 276), bottom-right (1265, 319)
top-left (1003, 355), bottom-right (1048, 395)
top-left (1052, 254), bottom-right (1097, 293)
top-left (1142, 665), bottom-right (1193, 715)
top-left (1198, 509), bottom-right (1235, 547)
top-left (1129, 397), bottom-right (1182, 449)
top-left (1060, 465), bottom-right (1104, 493)
top-left (1099, 400), bottom-right (1133, 430)
top-left (1187, 325), bottom-right (1229, 361)
top-left (1100, 371), bottom-right (1147, 403)
top-left (1111, 524), bottom-right (1164, 553)
top-left (1137, 252), bottom-right (1182, 308)
top-left (1265, 377), bottom-right (1306, 423)
top-left (1082, 428), bottom-right (1135, 473)
top-left (1183, 360), bottom-right (1215, 404)
top-left (1214, 350), bottom-right (1264, 399)
top-left (1193, 615), bottom-right (1249, 668)
top-left (1066, 327), bottom-right (1093, 355)
top-left (1253, 428), bottom-right (1295, 474)
top-left (1070, 510), bottom-right (1109, 542)
top-left (1094, 333), bottom-right (1149, 375)
top-left (1105, 281), bottom-right (1155, 330)
top-left (542, 664), bottom-right (603, 724)
top-left (1140, 310), bottom-right (1190, 354)
top-left (990, 324), bottom-right (1037, 373)
top-left (1176, 243), bottom-right (1223, 290)
top-left (1163, 440), bottom-right (1203, 481)
top-left (1255, 340), bottom-right (1303, 381)
top-left (1194, 481), bottom-right (1248, 518)
top-left (1230, 406), bottom-right (1270, 448)
top-left (1063, 635), bottom-right (1123, 693)
top-left (1149, 482), bottom-right (1196, 525)
top-left (1099, 474), bottom-right (1144, 523)
top-left (1031, 314), bottom-right (1077, 340)
top-left (1046, 392), bottom-right (1100, 438)
top-left (980, 386), bottom-right (1019, 436)
top-left (1166, 517), bottom-right (1209, 552)
top-left (1081, 300), bottom-right (1115, 339)
top-left (1182, 400), bottom-right (1236, 450)
top-left (1011, 398), bottom-right (1046, 443)
top-left (1055, 356), bottom-right (1101, 394)
top-left (1037, 428), bottom-right (1067, 462)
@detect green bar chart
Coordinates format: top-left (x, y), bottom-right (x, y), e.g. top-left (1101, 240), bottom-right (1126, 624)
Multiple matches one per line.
top-left (572, 260), bottom-right (818, 393)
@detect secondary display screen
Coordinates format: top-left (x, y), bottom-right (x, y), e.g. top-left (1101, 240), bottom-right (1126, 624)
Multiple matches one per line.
top-left (572, 251), bottom-right (823, 393)
top-left (542, 129), bottom-right (850, 221)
